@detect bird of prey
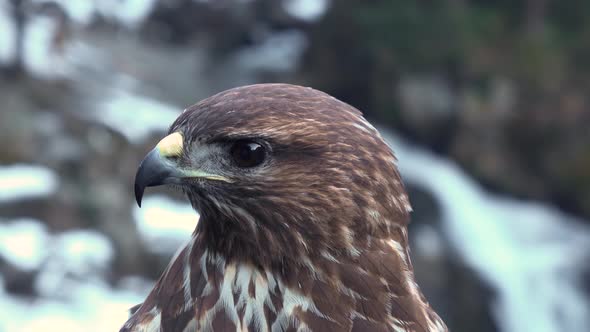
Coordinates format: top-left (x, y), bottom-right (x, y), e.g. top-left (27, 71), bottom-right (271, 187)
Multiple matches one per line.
top-left (122, 84), bottom-right (447, 332)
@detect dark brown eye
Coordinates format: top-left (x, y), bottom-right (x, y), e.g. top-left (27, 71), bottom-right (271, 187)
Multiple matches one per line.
top-left (230, 140), bottom-right (266, 168)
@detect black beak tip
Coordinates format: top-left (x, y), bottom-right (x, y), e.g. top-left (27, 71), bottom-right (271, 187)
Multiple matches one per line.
top-left (134, 182), bottom-right (144, 208)
top-left (134, 148), bottom-right (178, 208)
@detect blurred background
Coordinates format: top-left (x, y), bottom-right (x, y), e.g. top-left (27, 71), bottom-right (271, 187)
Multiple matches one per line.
top-left (0, 0), bottom-right (589, 331)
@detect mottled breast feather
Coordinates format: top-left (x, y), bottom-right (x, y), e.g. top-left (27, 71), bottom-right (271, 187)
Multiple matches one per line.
top-left (120, 84), bottom-right (448, 332)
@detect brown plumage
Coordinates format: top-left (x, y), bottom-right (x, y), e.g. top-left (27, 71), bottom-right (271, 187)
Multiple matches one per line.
top-left (121, 84), bottom-right (447, 332)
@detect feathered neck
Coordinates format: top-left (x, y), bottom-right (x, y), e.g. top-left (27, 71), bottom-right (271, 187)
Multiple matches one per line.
top-left (122, 224), bottom-right (447, 332)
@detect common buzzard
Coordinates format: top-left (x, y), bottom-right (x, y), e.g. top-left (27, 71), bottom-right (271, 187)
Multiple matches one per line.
top-left (122, 84), bottom-right (447, 332)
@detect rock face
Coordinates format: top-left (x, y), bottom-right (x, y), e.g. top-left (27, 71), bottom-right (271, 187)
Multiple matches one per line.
top-left (0, 1), bottom-right (589, 332)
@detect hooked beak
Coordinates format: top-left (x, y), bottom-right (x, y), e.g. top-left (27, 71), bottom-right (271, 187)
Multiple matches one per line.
top-left (134, 132), bottom-right (185, 207)
top-left (134, 132), bottom-right (232, 207)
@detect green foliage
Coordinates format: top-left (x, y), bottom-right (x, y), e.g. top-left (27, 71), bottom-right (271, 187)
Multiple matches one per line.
top-left (355, 1), bottom-right (463, 70)
top-left (350, 0), bottom-right (590, 79)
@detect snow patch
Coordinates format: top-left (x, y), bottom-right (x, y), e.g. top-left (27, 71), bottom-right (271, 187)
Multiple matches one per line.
top-left (237, 30), bottom-right (308, 72)
top-left (96, 0), bottom-right (158, 29)
top-left (31, 0), bottom-right (157, 28)
top-left (0, 218), bottom-right (135, 332)
top-left (0, 164), bottom-right (59, 203)
top-left (35, 230), bottom-right (115, 297)
top-left (94, 92), bottom-right (181, 143)
top-left (32, 0), bottom-right (95, 26)
top-left (54, 230), bottom-right (114, 274)
top-left (0, 279), bottom-right (146, 332)
top-left (22, 15), bottom-right (70, 79)
top-left (133, 195), bottom-right (198, 254)
top-left (282, 0), bottom-right (330, 22)
top-left (0, 219), bottom-right (49, 271)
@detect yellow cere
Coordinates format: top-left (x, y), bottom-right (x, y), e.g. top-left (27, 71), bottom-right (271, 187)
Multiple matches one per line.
top-left (156, 132), bottom-right (184, 158)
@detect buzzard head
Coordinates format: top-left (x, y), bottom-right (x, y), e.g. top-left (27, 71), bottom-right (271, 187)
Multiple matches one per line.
top-left (134, 84), bottom-right (410, 272)
top-left (129, 84), bottom-right (446, 332)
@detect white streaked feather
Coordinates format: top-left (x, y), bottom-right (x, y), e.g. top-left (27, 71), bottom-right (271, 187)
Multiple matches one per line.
top-left (182, 318), bottom-right (197, 332)
top-left (183, 237), bottom-right (196, 309)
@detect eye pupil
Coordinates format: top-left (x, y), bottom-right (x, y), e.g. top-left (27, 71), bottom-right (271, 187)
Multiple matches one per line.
top-left (230, 140), bottom-right (266, 168)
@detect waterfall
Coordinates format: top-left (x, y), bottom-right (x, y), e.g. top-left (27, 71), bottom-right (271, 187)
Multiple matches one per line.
top-left (383, 129), bottom-right (590, 332)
